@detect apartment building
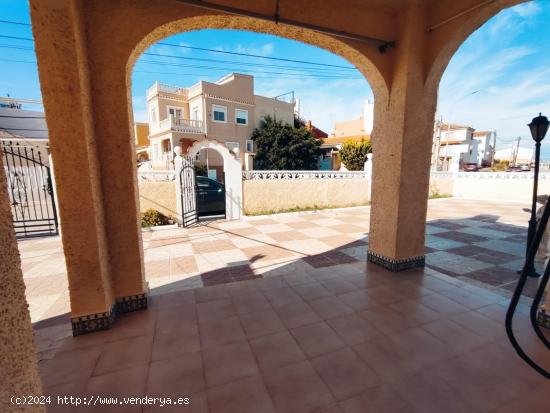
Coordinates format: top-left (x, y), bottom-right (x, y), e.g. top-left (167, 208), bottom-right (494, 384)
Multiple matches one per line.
top-left (145, 73), bottom-right (295, 175)
top-left (432, 123), bottom-right (482, 171)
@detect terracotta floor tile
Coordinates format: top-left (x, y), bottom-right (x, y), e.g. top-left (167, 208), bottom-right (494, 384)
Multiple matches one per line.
top-left (207, 374), bottom-right (275, 413)
top-left (152, 325), bottom-right (201, 361)
top-left (232, 292), bottom-right (271, 314)
top-left (249, 331), bottom-right (306, 371)
top-left (336, 290), bottom-right (381, 312)
top-left (421, 318), bottom-right (489, 354)
top-left (226, 279), bottom-right (260, 296)
top-left (339, 385), bottom-right (412, 413)
top-left (292, 282), bottom-right (334, 300)
top-left (263, 360), bottom-right (335, 413)
top-left (82, 366), bottom-right (148, 412)
top-left (39, 346), bottom-right (102, 388)
top-left (274, 301), bottom-right (322, 328)
top-left (198, 316), bottom-right (246, 349)
top-left (388, 300), bottom-right (444, 325)
top-left (390, 371), bottom-right (478, 413)
top-left (197, 298), bottom-right (235, 322)
top-left (311, 348), bottom-right (379, 401)
top-left (417, 293), bottom-right (470, 316)
top-left (263, 287), bottom-right (304, 308)
top-left (194, 284), bottom-right (230, 303)
top-left (202, 341), bottom-right (259, 387)
top-left (239, 309), bottom-right (286, 338)
top-left (308, 296), bottom-right (355, 320)
top-left (147, 352), bottom-right (205, 397)
top-left (291, 321), bottom-right (345, 357)
top-left (319, 278), bottom-right (357, 294)
top-left (93, 335), bottom-right (153, 376)
top-left (326, 314), bottom-right (385, 346)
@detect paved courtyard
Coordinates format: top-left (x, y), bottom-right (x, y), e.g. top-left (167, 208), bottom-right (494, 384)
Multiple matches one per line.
top-left (24, 198), bottom-right (537, 329)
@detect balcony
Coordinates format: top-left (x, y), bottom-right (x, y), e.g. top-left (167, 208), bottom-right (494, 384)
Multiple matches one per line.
top-left (150, 117), bottom-right (205, 136)
top-left (146, 81), bottom-right (189, 101)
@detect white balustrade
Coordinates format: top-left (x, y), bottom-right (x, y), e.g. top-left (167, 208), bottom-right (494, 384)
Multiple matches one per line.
top-left (242, 170), bottom-right (368, 180)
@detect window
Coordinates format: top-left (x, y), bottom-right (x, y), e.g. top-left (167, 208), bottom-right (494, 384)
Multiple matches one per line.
top-left (226, 142), bottom-right (239, 153)
top-left (191, 106), bottom-right (199, 120)
top-left (246, 140), bottom-right (254, 152)
top-left (150, 107), bottom-right (157, 124)
top-left (235, 109), bottom-right (248, 125)
top-left (168, 107), bottom-right (182, 120)
top-left (212, 105), bottom-right (227, 122)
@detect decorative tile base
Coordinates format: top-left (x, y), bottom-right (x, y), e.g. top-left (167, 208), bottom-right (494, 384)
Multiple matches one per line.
top-left (537, 309), bottom-right (550, 330)
top-left (71, 307), bottom-right (116, 336)
top-left (367, 250), bottom-right (425, 272)
top-left (71, 293), bottom-right (148, 336)
top-left (116, 293), bottom-right (148, 314)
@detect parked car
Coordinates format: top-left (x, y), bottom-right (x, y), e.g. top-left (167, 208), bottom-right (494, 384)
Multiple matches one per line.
top-left (506, 165), bottom-right (523, 172)
top-left (463, 163), bottom-right (479, 172)
top-left (195, 176), bottom-right (225, 217)
top-left (520, 164), bottom-right (531, 172)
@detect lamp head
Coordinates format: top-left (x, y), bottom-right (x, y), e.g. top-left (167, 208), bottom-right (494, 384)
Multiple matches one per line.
top-left (528, 113), bottom-right (549, 143)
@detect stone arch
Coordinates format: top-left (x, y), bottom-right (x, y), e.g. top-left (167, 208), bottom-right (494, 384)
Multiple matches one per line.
top-left (426, 0), bottom-right (528, 94)
top-left (186, 139), bottom-right (243, 221)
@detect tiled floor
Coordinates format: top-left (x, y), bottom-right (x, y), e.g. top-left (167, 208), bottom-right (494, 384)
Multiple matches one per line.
top-left (23, 198), bottom-right (550, 412)
top-left (23, 198), bottom-right (537, 328)
top-left (39, 264), bottom-right (550, 412)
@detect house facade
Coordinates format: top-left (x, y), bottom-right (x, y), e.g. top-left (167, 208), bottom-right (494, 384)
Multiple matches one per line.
top-left (433, 123), bottom-right (481, 171)
top-left (472, 130), bottom-right (497, 167)
top-left (145, 73), bottom-right (294, 175)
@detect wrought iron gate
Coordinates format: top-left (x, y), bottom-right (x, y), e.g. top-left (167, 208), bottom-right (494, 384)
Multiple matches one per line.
top-left (1, 141), bottom-right (59, 239)
top-left (179, 155), bottom-right (198, 227)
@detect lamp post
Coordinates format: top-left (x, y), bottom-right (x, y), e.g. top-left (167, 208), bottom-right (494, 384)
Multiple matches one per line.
top-left (524, 113), bottom-right (549, 278)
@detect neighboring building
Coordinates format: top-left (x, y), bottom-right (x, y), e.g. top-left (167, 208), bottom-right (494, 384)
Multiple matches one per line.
top-left (305, 120), bottom-right (328, 139)
top-left (331, 100), bottom-right (374, 139)
top-left (145, 73), bottom-right (295, 176)
top-left (0, 106), bottom-right (49, 156)
top-left (319, 135), bottom-right (368, 171)
top-left (472, 130), bottom-right (496, 167)
top-left (494, 146), bottom-right (534, 165)
top-left (432, 122), bottom-right (481, 172)
top-left (134, 122), bottom-right (150, 162)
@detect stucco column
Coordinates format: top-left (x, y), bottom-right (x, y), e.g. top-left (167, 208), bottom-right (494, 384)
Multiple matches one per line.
top-left (367, 4), bottom-right (436, 271)
top-left (30, 0), bottom-right (147, 335)
top-left (0, 152), bottom-right (45, 413)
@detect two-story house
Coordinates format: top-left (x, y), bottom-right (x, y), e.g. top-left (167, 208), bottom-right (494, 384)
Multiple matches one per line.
top-left (432, 123), bottom-right (480, 171)
top-left (145, 73), bottom-right (295, 177)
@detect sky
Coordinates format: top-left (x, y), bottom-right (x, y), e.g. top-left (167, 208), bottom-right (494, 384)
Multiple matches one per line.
top-left (1, 0), bottom-right (550, 157)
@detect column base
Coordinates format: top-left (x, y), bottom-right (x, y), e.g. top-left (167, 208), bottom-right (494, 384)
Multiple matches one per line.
top-left (71, 293), bottom-right (148, 336)
top-left (537, 308), bottom-right (550, 330)
top-left (367, 250), bottom-right (425, 272)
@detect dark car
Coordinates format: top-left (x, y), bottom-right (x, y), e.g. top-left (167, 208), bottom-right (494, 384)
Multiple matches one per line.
top-left (196, 176), bottom-right (225, 216)
top-left (463, 163), bottom-right (479, 172)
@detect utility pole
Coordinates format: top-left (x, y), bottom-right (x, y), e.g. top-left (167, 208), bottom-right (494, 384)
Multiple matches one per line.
top-left (512, 136), bottom-right (521, 166)
top-left (432, 115), bottom-right (442, 171)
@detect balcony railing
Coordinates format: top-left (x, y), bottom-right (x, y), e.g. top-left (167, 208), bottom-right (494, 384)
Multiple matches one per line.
top-left (146, 82), bottom-right (189, 100)
top-left (150, 117), bottom-right (205, 135)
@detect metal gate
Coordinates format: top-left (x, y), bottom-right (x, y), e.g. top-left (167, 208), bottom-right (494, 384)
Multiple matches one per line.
top-left (1, 141), bottom-right (59, 239)
top-left (179, 155), bottom-right (198, 227)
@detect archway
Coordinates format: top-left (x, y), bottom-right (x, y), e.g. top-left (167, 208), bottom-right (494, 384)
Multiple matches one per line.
top-left (186, 139), bottom-right (243, 221)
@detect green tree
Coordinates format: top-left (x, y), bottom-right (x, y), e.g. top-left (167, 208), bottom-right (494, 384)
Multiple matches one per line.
top-left (252, 115), bottom-right (322, 170)
top-left (339, 138), bottom-right (372, 171)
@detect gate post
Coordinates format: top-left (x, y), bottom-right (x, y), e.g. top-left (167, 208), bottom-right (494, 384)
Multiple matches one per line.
top-left (174, 146), bottom-right (183, 225)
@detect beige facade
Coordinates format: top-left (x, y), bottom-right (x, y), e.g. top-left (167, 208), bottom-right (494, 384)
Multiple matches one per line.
top-left (146, 73), bottom-right (294, 170)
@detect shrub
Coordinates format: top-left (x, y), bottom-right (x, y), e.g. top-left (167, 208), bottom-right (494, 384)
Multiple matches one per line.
top-left (194, 162), bottom-right (207, 176)
top-left (141, 209), bottom-right (170, 228)
top-left (339, 138), bottom-right (372, 171)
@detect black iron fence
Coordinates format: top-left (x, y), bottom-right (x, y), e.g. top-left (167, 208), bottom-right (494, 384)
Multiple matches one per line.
top-left (1, 141), bottom-right (59, 239)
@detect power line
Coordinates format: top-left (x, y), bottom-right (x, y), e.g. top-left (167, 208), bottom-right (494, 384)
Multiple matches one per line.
top-left (156, 41), bottom-right (356, 69)
top-left (0, 20), bottom-right (31, 27)
top-left (134, 69), bottom-right (361, 80)
top-left (0, 34), bottom-right (33, 42)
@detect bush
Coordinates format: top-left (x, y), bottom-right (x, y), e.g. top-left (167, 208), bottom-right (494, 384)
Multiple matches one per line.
top-left (339, 138), bottom-right (372, 171)
top-left (194, 162), bottom-right (207, 176)
top-left (141, 209), bottom-right (170, 228)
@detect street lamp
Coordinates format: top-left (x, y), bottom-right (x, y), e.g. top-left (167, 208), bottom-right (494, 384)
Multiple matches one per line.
top-left (524, 113), bottom-right (549, 278)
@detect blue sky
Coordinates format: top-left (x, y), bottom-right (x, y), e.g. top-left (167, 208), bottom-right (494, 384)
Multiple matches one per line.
top-left (2, 0), bottom-right (550, 157)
